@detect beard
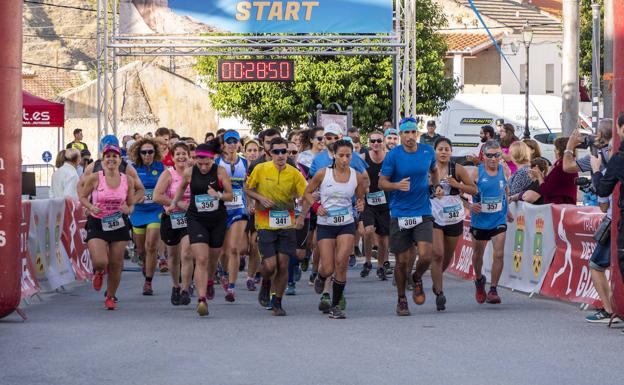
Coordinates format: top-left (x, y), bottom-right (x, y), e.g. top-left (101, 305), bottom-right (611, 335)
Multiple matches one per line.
top-left (480, 137), bottom-right (487, 143)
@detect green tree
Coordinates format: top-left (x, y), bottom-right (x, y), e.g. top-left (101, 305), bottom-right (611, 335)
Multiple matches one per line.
top-left (195, 0), bottom-right (457, 134)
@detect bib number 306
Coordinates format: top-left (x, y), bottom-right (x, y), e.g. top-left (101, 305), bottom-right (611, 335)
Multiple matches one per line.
top-left (398, 216), bottom-right (422, 230)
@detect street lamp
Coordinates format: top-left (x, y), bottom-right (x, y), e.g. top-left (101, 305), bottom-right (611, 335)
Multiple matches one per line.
top-left (522, 22), bottom-right (534, 139)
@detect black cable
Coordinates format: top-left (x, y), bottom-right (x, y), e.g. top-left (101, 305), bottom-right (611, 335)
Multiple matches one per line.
top-left (23, 33), bottom-right (96, 40)
top-left (23, 61), bottom-right (90, 71)
top-left (23, 0), bottom-right (113, 13)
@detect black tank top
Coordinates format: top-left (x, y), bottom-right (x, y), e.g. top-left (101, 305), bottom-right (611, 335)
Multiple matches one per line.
top-left (364, 151), bottom-right (388, 209)
top-left (188, 163), bottom-right (226, 220)
top-left (443, 161), bottom-right (461, 196)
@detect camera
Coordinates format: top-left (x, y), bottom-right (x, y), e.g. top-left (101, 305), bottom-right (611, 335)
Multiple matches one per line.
top-left (576, 134), bottom-right (608, 157)
top-left (575, 176), bottom-right (595, 195)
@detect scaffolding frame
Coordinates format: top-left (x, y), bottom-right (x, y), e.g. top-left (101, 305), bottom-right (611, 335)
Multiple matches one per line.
top-left (96, 0), bottom-right (417, 144)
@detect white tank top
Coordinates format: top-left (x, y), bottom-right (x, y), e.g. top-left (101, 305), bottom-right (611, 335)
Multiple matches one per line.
top-left (317, 167), bottom-right (357, 226)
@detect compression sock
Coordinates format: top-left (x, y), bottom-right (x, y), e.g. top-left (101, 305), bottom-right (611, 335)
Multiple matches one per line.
top-left (331, 279), bottom-right (346, 307)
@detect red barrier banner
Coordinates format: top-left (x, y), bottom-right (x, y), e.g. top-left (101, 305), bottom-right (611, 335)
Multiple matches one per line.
top-left (540, 205), bottom-right (606, 307)
top-left (20, 202), bottom-right (40, 299)
top-left (447, 219), bottom-right (476, 280)
top-left (61, 198), bottom-right (92, 281)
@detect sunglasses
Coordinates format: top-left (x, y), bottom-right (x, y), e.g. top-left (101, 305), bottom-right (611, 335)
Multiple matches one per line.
top-left (225, 138), bottom-right (239, 145)
top-left (324, 135), bottom-right (339, 141)
top-left (140, 149), bottom-right (155, 155)
top-left (484, 152), bottom-right (501, 159)
top-left (315, 136), bottom-right (324, 141)
top-left (271, 149), bottom-right (288, 155)
top-left (289, 150), bottom-right (298, 155)
top-left (369, 138), bottom-right (383, 144)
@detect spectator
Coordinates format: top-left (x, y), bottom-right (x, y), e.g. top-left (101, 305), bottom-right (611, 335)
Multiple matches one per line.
top-left (495, 119), bottom-right (505, 137)
top-left (298, 126), bottom-right (324, 168)
top-left (384, 128), bottom-right (399, 151)
top-left (520, 157), bottom-right (549, 205)
top-left (77, 149), bottom-right (92, 176)
top-left (54, 150), bottom-right (66, 168)
top-left (132, 132), bottom-right (142, 141)
top-left (521, 138), bottom-right (552, 165)
top-left (507, 141), bottom-right (533, 197)
top-left (563, 118), bottom-right (612, 174)
top-left (420, 120), bottom-right (441, 147)
top-left (531, 137), bottom-right (578, 204)
top-left (170, 132), bottom-right (180, 146)
top-left (216, 128), bottom-right (227, 137)
top-left (348, 127), bottom-right (368, 155)
top-left (499, 123), bottom-right (520, 174)
top-left (50, 148), bottom-right (80, 199)
top-left (382, 119), bottom-right (393, 130)
top-left (288, 129), bottom-right (302, 149)
top-left (467, 125), bottom-right (495, 165)
top-left (66, 129), bottom-right (88, 151)
top-left (155, 127), bottom-right (173, 167)
top-left (205, 132), bottom-right (215, 142)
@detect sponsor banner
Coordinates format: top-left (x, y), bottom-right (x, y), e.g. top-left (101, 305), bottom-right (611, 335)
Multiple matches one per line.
top-left (540, 205), bottom-right (606, 307)
top-left (460, 118), bottom-right (493, 125)
top-left (20, 202), bottom-right (40, 299)
top-left (62, 198), bottom-right (92, 281)
top-left (447, 219), bottom-right (476, 280)
top-left (28, 199), bottom-right (76, 291)
top-left (120, 0), bottom-right (392, 35)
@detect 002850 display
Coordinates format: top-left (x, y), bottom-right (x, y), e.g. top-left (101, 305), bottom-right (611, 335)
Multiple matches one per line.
top-left (217, 59), bottom-right (294, 82)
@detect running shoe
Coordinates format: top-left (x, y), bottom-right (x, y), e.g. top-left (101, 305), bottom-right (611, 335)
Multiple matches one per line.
top-left (383, 261), bottom-right (393, 276)
top-left (308, 272), bottom-right (318, 286)
top-left (285, 283), bottom-right (296, 296)
top-left (329, 306), bottom-right (346, 319)
top-left (93, 271), bottom-right (104, 292)
top-left (314, 275), bottom-right (325, 295)
top-left (221, 275), bottom-right (230, 293)
top-left (294, 265), bottom-right (302, 282)
top-left (412, 274), bottom-right (425, 305)
top-left (179, 290), bottom-right (191, 306)
top-left (225, 288), bottom-right (236, 303)
top-left (339, 294), bottom-right (346, 311)
top-left (348, 254), bottom-right (357, 267)
top-left (246, 278), bottom-right (257, 291)
top-left (485, 287), bottom-right (501, 304)
top-left (104, 292), bottom-right (119, 303)
top-left (258, 281), bottom-right (271, 307)
top-left (360, 262), bottom-right (372, 278)
top-left (585, 309), bottom-right (612, 323)
top-left (266, 293), bottom-right (276, 310)
top-left (435, 291), bottom-right (446, 311)
top-left (396, 296), bottom-right (410, 316)
top-left (159, 258), bottom-right (169, 273)
top-left (254, 273), bottom-right (262, 284)
top-left (239, 255), bottom-right (246, 272)
top-left (300, 257), bottom-right (309, 272)
top-left (272, 301), bottom-right (286, 316)
top-left (171, 286), bottom-right (181, 306)
top-left (196, 298), bottom-right (209, 317)
top-left (105, 296), bottom-right (116, 310)
top-left (142, 281), bottom-right (153, 296)
top-left (474, 275), bottom-right (487, 304)
top-left (207, 280), bottom-right (215, 300)
top-left (318, 293), bottom-right (331, 313)
top-left (376, 267), bottom-right (386, 281)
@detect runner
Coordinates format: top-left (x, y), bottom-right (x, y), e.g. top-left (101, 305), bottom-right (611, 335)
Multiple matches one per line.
top-left (243, 139), bottom-right (262, 290)
top-left (169, 140), bottom-right (233, 317)
top-left (304, 139), bottom-right (366, 318)
top-left (79, 144), bottom-right (136, 310)
top-left (298, 127), bottom-right (325, 168)
top-left (217, 130), bottom-right (249, 302)
top-left (153, 142), bottom-right (193, 306)
top-left (360, 130), bottom-right (392, 280)
top-left (430, 138), bottom-right (477, 310)
top-left (384, 128), bottom-right (399, 151)
top-left (244, 137), bottom-right (307, 316)
top-left (378, 117), bottom-right (441, 316)
top-left (469, 139), bottom-right (514, 304)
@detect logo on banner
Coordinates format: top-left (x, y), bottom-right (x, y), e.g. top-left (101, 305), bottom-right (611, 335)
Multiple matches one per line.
top-left (532, 217), bottom-right (544, 277)
top-left (513, 215), bottom-right (525, 272)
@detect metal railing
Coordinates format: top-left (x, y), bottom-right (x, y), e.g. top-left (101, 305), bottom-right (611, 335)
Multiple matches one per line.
top-left (23, 164), bottom-right (56, 187)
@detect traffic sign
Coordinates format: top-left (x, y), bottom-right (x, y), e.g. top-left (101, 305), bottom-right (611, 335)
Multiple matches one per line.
top-left (42, 151), bottom-right (52, 163)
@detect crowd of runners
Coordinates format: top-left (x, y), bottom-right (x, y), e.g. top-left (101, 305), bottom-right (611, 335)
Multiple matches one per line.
top-left (77, 119), bottom-right (516, 319)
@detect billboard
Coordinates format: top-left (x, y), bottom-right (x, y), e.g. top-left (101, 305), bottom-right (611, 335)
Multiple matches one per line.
top-left (120, 0), bottom-right (393, 35)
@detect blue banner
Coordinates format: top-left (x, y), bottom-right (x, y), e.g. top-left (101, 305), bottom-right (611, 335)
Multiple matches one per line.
top-left (164, 0), bottom-right (393, 33)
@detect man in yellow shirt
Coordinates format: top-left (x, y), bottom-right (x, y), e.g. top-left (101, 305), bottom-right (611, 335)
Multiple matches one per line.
top-left (66, 128), bottom-right (89, 151)
top-left (245, 137), bottom-right (307, 316)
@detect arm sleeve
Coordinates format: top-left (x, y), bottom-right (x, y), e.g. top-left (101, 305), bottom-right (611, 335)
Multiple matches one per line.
top-left (380, 150), bottom-right (395, 177)
top-left (595, 155), bottom-right (622, 197)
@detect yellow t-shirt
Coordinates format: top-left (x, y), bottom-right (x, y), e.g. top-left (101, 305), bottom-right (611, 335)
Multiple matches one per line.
top-left (246, 161), bottom-right (307, 230)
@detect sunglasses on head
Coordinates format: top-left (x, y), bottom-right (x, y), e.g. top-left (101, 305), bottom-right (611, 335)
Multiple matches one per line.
top-left (225, 138), bottom-right (239, 145)
top-left (140, 149), bottom-right (155, 155)
top-left (271, 149), bottom-right (288, 155)
top-left (369, 138), bottom-right (383, 144)
top-left (484, 152), bottom-right (501, 159)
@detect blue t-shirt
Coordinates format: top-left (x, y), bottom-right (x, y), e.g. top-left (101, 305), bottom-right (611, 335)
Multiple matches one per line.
top-left (309, 150), bottom-right (368, 178)
top-left (472, 164), bottom-right (508, 229)
top-left (380, 144), bottom-right (436, 217)
top-left (130, 161), bottom-right (165, 226)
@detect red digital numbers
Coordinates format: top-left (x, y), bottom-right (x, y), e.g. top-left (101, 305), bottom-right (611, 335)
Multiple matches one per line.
top-left (218, 59), bottom-right (294, 82)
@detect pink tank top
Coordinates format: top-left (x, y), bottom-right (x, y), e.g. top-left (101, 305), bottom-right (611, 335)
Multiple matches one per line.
top-left (91, 171), bottom-right (128, 219)
top-left (165, 168), bottom-right (191, 212)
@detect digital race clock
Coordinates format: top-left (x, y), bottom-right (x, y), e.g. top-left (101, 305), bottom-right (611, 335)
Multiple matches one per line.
top-left (217, 59), bottom-right (295, 82)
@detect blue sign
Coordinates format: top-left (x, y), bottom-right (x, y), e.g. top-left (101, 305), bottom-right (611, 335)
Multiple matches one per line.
top-left (42, 151), bottom-right (53, 163)
top-left (127, 0), bottom-right (393, 34)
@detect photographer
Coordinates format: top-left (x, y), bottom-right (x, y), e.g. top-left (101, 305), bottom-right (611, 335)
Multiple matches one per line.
top-left (593, 114), bottom-right (624, 311)
top-left (563, 119), bottom-right (612, 174)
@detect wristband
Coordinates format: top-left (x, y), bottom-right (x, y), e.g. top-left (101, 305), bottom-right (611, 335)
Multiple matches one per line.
top-left (563, 149), bottom-right (575, 157)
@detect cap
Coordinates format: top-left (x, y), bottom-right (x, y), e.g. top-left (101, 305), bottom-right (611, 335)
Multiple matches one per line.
top-left (496, 119), bottom-right (505, 125)
top-left (399, 117), bottom-right (418, 132)
top-left (102, 144), bottom-right (121, 155)
top-left (223, 131), bottom-right (241, 142)
top-left (99, 134), bottom-right (120, 153)
top-left (324, 123), bottom-right (342, 136)
top-left (342, 136), bottom-right (353, 143)
top-left (384, 128), bottom-right (398, 137)
top-left (125, 139), bottom-right (136, 150)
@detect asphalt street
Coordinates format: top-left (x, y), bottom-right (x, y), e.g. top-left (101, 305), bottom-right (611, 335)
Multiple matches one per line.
top-left (1, 263), bottom-right (623, 385)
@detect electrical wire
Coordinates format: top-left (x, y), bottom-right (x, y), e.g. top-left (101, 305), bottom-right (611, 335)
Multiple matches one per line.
top-left (23, 0), bottom-right (97, 12)
top-left (23, 61), bottom-right (91, 71)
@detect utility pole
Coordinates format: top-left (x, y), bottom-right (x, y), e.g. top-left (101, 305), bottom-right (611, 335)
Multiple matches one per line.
top-left (561, 0), bottom-right (580, 136)
top-left (591, 2), bottom-right (601, 131)
top-left (603, 0), bottom-right (613, 119)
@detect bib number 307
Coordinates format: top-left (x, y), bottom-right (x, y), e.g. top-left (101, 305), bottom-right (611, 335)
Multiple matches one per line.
top-left (398, 216), bottom-right (422, 230)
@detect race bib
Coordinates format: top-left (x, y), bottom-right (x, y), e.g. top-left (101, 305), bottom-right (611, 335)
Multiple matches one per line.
top-left (326, 208), bottom-right (353, 226)
top-left (441, 204), bottom-right (464, 225)
top-left (102, 212), bottom-right (124, 232)
top-left (481, 196), bottom-right (503, 213)
top-left (398, 216), bottom-right (422, 230)
top-left (170, 212), bottom-right (187, 229)
top-left (225, 189), bottom-right (244, 209)
top-left (366, 191), bottom-right (386, 206)
top-left (144, 189), bottom-right (154, 204)
top-left (195, 194), bottom-right (218, 212)
top-left (269, 210), bottom-right (292, 229)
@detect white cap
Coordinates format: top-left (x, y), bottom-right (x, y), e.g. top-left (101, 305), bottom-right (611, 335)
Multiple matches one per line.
top-left (324, 123), bottom-right (342, 136)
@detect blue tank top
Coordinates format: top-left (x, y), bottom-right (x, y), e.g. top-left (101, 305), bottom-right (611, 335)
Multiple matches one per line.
top-left (472, 164), bottom-right (507, 229)
top-left (217, 156), bottom-right (248, 213)
top-left (130, 161), bottom-right (165, 226)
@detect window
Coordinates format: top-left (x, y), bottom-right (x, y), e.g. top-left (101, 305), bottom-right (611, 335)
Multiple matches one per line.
top-left (545, 64), bottom-right (554, 94)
